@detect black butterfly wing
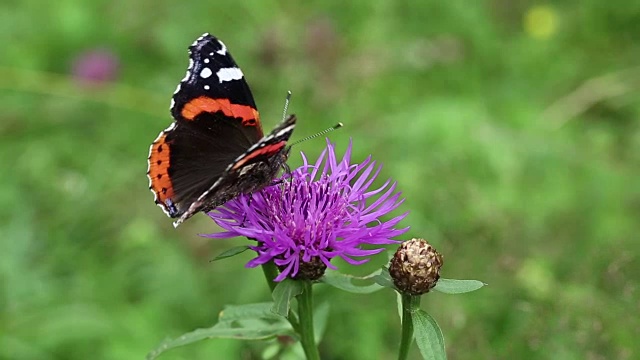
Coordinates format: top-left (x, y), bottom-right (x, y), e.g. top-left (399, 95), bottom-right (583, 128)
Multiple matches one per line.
top-left (172, 114), bottom-right (297, 227)
top-left (148, 33), bottom-right (264, 218)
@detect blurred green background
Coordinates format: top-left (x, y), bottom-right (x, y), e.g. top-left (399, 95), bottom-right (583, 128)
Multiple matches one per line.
top-left (2, 1), bottom-right (639, 359)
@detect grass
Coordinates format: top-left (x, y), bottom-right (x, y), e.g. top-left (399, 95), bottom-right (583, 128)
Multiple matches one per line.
top-left (2, 1), bottom-right (639, 359)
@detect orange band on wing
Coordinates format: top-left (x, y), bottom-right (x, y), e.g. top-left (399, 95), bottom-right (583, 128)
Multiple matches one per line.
top-left (231, 141), bottom-right (286, 170)
top-left (148, 134), bottom-right (175, 204)
top-left (181, 96), bottom-right (260, 128)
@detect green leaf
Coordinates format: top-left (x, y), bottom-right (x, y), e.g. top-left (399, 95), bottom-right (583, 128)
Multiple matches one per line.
top-left (271, 279), bottom-right (304, 317)
top-left (219, 302), bottom-right (283, 322)
top-left (396, 292), bottom-right (403, 319)
top-left (373, 266), bottom-right (395, 289)
top-left (210, 245), bottom-right (250, 261)
top-left (434, 279), bottom-right (486, 294)
top-left (146, 322), bottom-right (293, 360)
top-left (412, 310), bottom-right (446, 360)
top-left (384, 249), bottom-right (395, 262)
top-left (320, 271), bottom-right (384, 294)
top-left (262, 343), bottom-right (281, 359)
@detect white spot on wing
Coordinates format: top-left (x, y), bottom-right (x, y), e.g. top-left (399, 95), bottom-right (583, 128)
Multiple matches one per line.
top-left (165, 122), bottom-right (177, 132)
top-left (200, 67), bottom-right (213, 79)
top-left (216, 41), bottom-right (227, 55)
top-left (193, 33), bottom-right (209, 46)
top-left (204, 85), bottom-right (210, 90)
top-left (275, 124), bottom-right (295, 138)
top-left (204, 58), bottom-right (210, 63)
top-left (216, 67), bottom-right (243, 83)
top-left (238, 163), bottom-right (257, 176)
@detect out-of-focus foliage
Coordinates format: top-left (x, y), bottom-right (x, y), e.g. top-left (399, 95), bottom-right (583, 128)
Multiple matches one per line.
top-left (1, 1), bottom-right (638, 359)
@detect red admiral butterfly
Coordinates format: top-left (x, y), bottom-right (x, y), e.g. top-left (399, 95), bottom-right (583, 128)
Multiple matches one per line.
top-left (147, 33), bottom-right (296, 227)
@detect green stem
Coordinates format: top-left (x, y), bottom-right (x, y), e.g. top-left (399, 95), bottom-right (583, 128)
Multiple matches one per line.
top-left (296, 280), bottom-right (320, 360)
top-left (398, 294), bottom-right (421, 360)
top-left (261, 261), bottom-right (279, 293)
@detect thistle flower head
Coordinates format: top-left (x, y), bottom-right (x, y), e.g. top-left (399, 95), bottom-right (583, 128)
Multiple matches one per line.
top-left (203, 140), bottom-right (409, 281)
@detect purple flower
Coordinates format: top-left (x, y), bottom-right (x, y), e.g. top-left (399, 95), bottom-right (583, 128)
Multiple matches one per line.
top-left (203, 140), bottom-right (409, 281)
top-left (71, 48), bottom-right (119, 85)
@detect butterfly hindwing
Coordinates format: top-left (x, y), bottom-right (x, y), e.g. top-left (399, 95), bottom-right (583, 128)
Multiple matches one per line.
top-left (172, 114), bottom-right (297, 227)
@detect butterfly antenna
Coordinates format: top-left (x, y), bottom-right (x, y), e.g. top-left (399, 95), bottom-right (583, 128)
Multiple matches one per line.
top-left (289, 122), bottom-right (344, 147)
top-left (281, 91), bottom-right (292, 122)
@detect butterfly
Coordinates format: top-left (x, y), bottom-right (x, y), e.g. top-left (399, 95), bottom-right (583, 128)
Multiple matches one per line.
top-left (147, 33), bottom-right (296, 227)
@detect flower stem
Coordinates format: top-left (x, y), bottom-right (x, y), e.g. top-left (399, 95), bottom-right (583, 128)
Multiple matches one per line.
top-left (296, 280), bottom-right (320, 360)
top-left (398, 293), bottom-right (421, 360)
top-left (261, 261), bottom-right (279, 293)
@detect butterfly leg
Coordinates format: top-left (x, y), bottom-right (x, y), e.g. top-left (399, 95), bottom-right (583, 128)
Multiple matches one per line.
top-left (269, 162), bottom-right (292, 186)
top-left (239, 195), bottom-right (253, 226)
top-left (282, 162), bottom-right (292, 175)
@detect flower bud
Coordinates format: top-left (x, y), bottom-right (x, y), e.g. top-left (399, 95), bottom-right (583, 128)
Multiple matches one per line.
top-left (389, 238), bottom-right (443, 295)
